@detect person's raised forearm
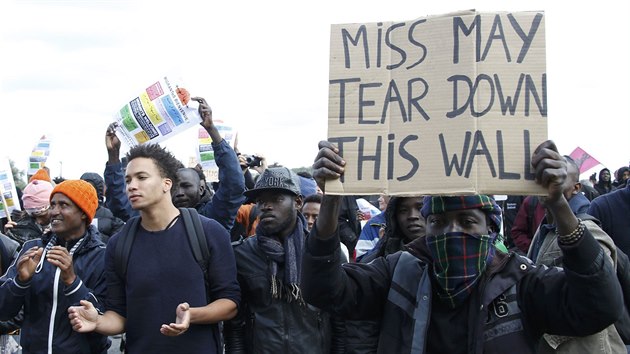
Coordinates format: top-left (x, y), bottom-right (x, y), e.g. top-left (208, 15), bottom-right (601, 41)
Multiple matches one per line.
top-left (316, 195), bottom-right (342, 240)
top-left (546, 196), bottom-right (580, 237)
top-left (311, 140), bottom-right (346, 240)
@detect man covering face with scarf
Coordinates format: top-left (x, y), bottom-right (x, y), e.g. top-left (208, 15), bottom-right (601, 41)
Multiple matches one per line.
top-left (421, 195), bottom-right (503, 308)
top-left (302, 140), bottom-right (623, 354)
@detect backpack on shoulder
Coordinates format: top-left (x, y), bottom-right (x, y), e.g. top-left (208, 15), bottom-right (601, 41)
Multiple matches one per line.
top-left (113, 207), bottom-right (211, 301)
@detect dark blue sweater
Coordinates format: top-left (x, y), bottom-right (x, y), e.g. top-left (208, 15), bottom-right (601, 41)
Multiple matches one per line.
top-left (588, 183), bottom-right (630, 255)
top-left (105, 215), bottom-right (240, 354)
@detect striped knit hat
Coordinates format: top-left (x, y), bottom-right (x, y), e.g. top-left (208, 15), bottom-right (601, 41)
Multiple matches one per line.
top-left (420, 195), bottom-right (502, 230)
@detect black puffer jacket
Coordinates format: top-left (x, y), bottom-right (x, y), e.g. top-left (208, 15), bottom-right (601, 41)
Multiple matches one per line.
top-left (5, 215), bottom-right (44, 246)
top-left (92, 205), bottom-right (124, 243)
top-left (80, 172), bottom-right (125, 243)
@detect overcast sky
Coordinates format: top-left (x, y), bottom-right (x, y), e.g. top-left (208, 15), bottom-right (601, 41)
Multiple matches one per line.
top-left (1, 0), bottom-right (628, 182)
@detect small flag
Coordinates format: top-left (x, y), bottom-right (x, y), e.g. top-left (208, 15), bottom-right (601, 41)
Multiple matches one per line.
top-left (569, 147), bottom-right (601, 173)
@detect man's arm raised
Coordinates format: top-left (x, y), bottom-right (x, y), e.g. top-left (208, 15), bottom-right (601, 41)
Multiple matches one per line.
top-left (311, 140), bottom-right (346, 239)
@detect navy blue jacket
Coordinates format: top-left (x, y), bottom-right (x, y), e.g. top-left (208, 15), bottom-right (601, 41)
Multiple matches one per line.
top-left (588, 183), bottom-right (630, 255)
top-left (0, 226), bottom-right (109, 354)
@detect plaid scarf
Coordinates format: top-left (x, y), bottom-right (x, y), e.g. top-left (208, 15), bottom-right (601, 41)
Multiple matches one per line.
top-left (426, 231), bottom-right (495, 308)
top-left (256, 214), bottom-right (306, 305)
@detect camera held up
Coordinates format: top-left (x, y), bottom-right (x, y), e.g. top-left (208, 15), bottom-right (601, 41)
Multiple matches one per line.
top-left (244, 155), bottom-right (262, 168)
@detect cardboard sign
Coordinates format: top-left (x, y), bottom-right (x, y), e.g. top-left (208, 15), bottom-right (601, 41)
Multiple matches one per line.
top-left (327, 10), bottom-right (547, 196)
top-left (114, 77), bottom-right (202, 147)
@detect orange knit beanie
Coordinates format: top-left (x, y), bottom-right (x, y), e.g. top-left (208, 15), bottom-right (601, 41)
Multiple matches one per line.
top-left (50, 180), bottom-right (98, 223)
top-left (29, 168), bottom-right (52, 183)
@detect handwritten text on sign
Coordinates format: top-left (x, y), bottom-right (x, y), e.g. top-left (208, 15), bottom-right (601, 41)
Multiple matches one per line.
top-left (327, 10), bottom-right (547, 196)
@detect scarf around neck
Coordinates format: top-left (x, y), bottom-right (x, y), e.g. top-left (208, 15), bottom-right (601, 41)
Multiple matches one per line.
top-left (256, 213), bottom-right (307, 305)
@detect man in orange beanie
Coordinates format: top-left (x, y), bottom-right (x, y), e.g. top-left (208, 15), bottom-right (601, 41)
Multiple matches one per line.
top-left (0, 180), bottom-right (110, 353)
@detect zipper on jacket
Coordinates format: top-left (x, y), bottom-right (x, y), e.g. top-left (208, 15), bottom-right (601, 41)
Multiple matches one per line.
top-left (47, 237), bottom-right (85, 354)
top-left (48, 268), bottom-right (62, 354)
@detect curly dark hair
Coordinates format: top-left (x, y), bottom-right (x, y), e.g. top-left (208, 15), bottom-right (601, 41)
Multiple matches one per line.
top-left (126, 144), bottom-right (184, 184)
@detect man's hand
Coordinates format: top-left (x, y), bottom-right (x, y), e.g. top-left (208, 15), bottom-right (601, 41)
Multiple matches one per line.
top-left (531, 140), bottom-right (569, 205)
top-left (3, 220), bottom-right (17, 234)
top-left (68, 300), bottom-right (99, 333)
top-left (192, 96), bottom-right (224, 145)
top-left (312, 140), bottom-right (345, 194)
top-left (105, 123), bottom-right (121, 164)
top-left (46, 246), bottom-right (76, 285)
top-left (237, 154), bottom-right (249, 174)
top-left (531, 140), bottom-right (578, 235)
top-left (16, 246), bottom-right (43, 283)
top-left (251, 154), bottom-right (267, 175)
top-left (192, 97), bottom-right (213, 130)
top-left (160, 302), bottom-right (191, 336)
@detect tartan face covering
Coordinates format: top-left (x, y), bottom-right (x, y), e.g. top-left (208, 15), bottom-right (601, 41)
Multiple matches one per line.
top-left (425, 231), bottom-right (495, 308)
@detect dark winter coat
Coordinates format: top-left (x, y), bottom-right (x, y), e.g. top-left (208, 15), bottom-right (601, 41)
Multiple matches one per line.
top-left (0, 226), bottom-right (109, 353)
top-left (302, 223), bottom-right (622, 354)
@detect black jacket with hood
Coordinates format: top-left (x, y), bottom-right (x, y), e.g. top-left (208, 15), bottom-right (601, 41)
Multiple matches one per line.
top-left (595, 168), bottom-right (613, 196)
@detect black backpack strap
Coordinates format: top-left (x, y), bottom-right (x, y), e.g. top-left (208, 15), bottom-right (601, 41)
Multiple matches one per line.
top-left (114, 216), bottom-right (141, 280)
top-left (180, 208), bottom-right (209, 263)
top-left (179, 208), bottom-right (211, 301)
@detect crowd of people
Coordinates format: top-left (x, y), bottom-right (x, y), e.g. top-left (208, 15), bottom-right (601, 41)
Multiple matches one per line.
top-left (0, 96), bottom-right (629, 354)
